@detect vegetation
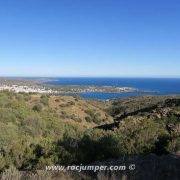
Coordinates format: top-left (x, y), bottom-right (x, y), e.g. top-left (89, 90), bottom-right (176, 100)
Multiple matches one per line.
top-left (0, 92), bottom-right (179, 179)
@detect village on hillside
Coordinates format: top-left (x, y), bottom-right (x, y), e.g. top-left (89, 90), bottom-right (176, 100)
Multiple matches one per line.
top-left (0, 82), bottom-right (137, 94)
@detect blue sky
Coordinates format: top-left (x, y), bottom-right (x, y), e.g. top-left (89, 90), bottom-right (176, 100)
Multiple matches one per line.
top-left (0, 0), bottom-right (180, 77)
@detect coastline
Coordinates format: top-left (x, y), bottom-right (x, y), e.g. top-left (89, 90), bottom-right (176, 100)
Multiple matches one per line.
top-left (1, 77), bottom-right (180, 100)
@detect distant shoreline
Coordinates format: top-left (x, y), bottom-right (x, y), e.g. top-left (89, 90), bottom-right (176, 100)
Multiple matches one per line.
top-left (0, 83), bottom-right (138, 94)
top-left (1, 77), bottom-right (180, 100)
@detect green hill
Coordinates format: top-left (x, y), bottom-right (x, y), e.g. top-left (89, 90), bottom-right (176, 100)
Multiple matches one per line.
top-left (0, 92), bottom-right (179, 179)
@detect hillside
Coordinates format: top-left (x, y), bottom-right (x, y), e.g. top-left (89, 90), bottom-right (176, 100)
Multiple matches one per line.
top-left (0, 92), bottom-right (179, 179)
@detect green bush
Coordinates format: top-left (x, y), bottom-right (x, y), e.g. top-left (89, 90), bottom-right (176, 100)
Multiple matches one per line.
top-left (40, 95), bottom-right (49, 106)
top-left (85, 109), bottom-right (101, 124)
top-left (32, 104), bottom-right (43, 112)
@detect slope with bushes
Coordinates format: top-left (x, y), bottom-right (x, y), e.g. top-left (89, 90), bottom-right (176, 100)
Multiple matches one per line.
top-left (0, 92), bottom-right (179, 179)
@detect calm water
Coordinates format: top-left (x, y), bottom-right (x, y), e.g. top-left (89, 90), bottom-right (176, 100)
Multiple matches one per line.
top-left (46, 78), bottom-right (180, 100)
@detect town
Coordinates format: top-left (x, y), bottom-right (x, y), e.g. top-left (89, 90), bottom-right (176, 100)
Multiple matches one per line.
top-left (0, 83), bottom-right (138, 94)
top-left (0, 84), bottom-right (57, 94)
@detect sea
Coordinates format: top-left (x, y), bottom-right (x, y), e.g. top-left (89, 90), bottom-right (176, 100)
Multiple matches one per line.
top-left (46, 77), bottom-right (180, 100)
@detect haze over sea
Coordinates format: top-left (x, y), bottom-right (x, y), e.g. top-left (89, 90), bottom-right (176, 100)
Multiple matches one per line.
top-left (46, 77), bottom-right (180, 100)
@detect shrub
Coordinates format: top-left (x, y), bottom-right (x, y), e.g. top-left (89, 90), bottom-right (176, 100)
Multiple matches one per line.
top-left (40, 95), bottom-right (49, 106)
top-left (32, 104), bottom-right (43, 112)
top-left (84, 109), bottom-right (101, 124)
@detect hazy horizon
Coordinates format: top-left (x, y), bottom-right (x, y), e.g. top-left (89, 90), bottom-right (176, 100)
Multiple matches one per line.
top-left (1, 75), bottom-right (180, 79)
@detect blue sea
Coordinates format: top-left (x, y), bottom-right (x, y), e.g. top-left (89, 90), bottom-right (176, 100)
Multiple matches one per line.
top-left (46, 78), bottom-right (180, 100)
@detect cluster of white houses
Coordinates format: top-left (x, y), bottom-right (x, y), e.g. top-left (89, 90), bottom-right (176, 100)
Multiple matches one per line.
top-left (0, 84), bottom-right (137, 94)
top-left (67, 86), bottom-right (136, 93)
top-left (0, 84), bottom-right (57, 94)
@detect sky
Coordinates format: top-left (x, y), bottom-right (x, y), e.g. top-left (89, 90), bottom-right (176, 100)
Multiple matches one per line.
top-left (0, 0), bottom-right (180, 77)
